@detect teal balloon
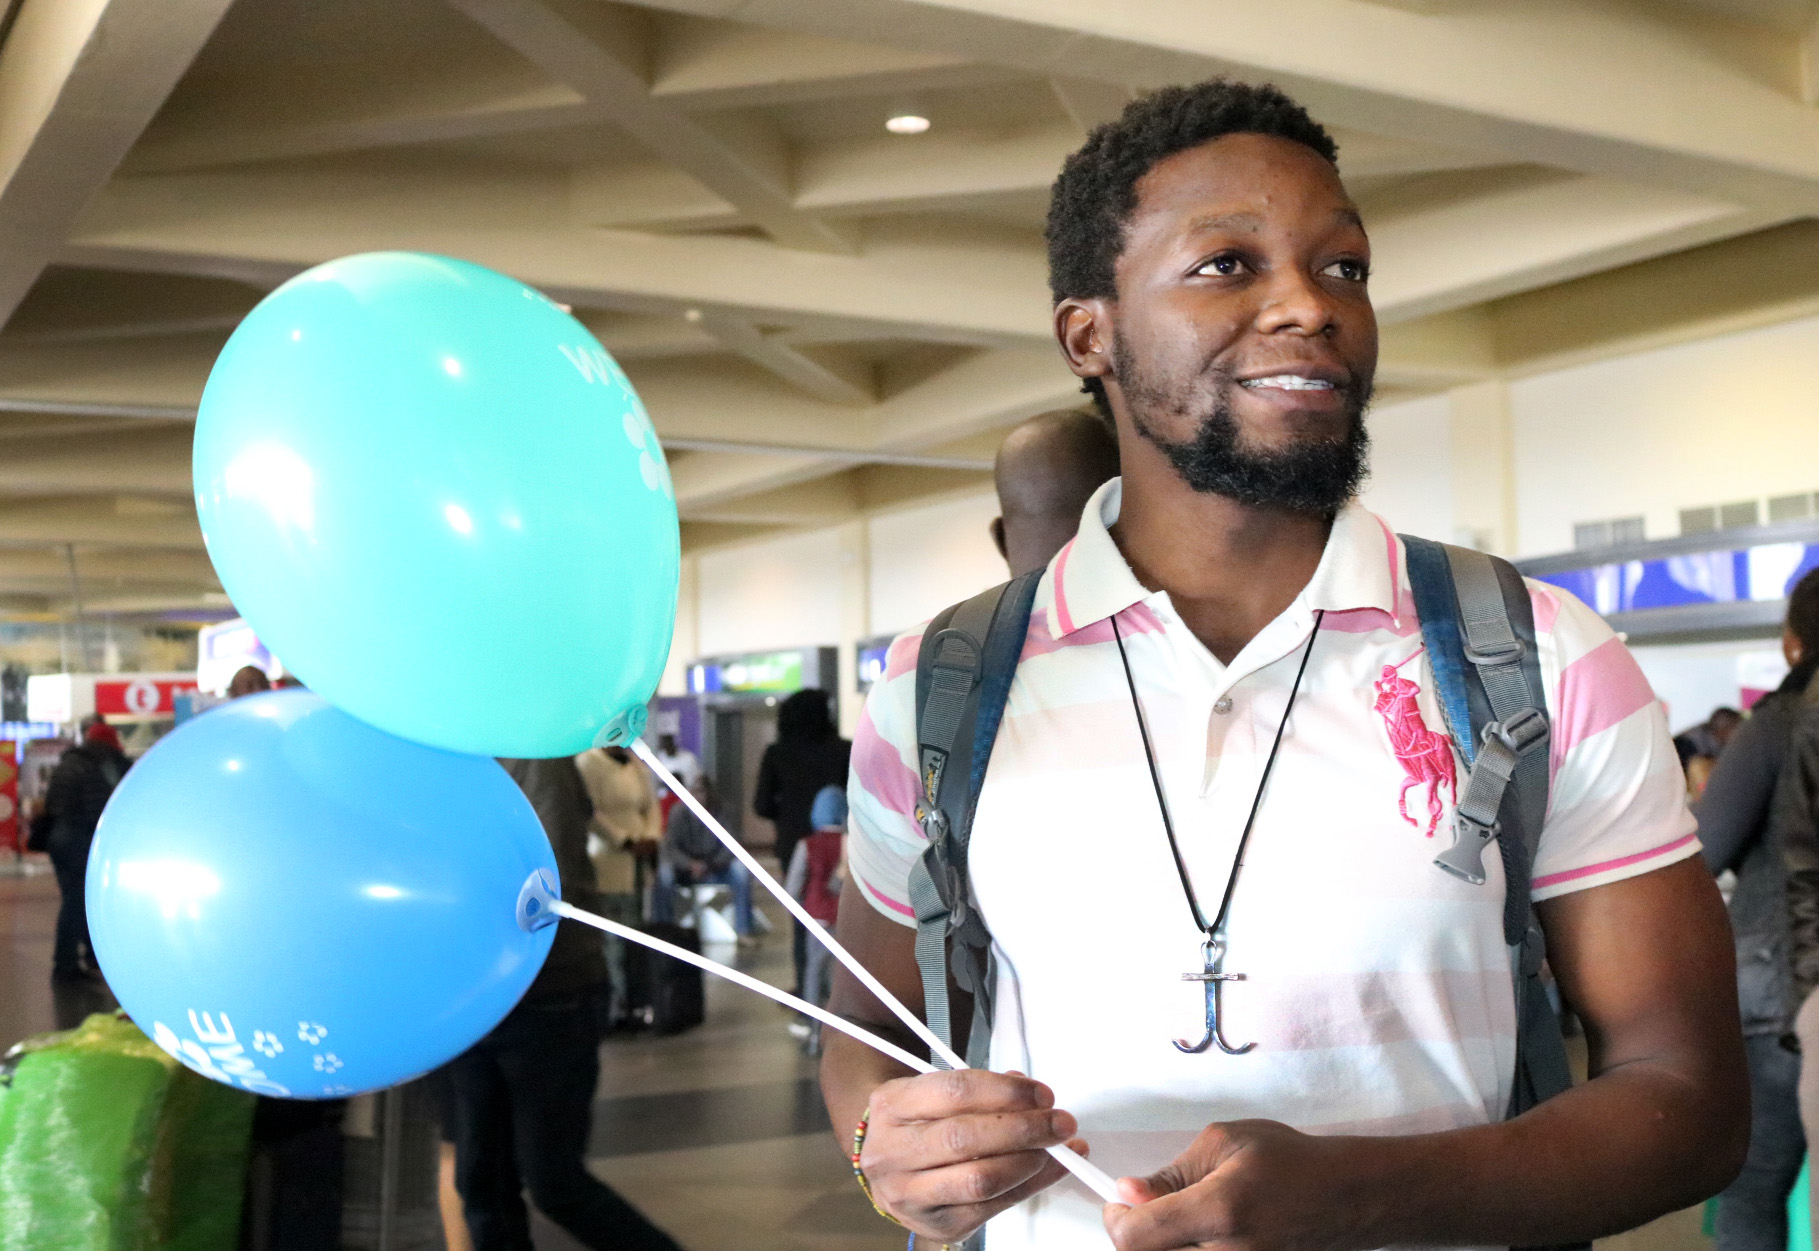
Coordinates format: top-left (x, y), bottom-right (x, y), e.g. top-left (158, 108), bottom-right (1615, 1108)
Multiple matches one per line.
top-left (194, 252), bottom-right (678, 757)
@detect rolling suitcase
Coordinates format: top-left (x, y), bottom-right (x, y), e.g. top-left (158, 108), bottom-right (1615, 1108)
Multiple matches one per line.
top-left (625, 922), bottom-right (705, 1035)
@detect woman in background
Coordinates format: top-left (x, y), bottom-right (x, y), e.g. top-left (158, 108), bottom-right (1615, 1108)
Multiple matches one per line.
top-left (753, 689), bottom-right (848, 997)
top-left (1697, 568), bottom-right (1819, 1251)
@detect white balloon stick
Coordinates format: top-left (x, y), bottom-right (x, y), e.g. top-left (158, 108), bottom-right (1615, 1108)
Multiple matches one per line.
top-left (634, 739), bottom-right (961, 1066)
top-left (628, 738), bottom-right (1120, 1205)
top-left (549, 899), bottom-right (929, 1071)
top-left (550, 899), bottom-right (1118, 1204)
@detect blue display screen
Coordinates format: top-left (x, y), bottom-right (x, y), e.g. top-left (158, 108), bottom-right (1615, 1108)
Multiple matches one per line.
top-left (1533, 541), bottom-right (1819, 615)
top-left (857, 644), bottom-right (890, 690)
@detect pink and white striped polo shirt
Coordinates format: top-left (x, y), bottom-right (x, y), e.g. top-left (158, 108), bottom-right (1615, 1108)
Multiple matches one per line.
top-left (848, 480), bottom-right (1695, 1251)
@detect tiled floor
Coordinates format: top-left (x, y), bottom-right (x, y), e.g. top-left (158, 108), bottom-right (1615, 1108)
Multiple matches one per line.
top-left (0, 860), bottom-right (1718, 1251)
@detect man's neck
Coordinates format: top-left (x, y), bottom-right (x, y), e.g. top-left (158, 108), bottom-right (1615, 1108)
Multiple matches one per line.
top-left (1111, 457), bottom-right (1333, 666)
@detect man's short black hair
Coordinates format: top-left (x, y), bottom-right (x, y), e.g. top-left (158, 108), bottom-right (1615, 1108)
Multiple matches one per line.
top-left (1045, 80), bottom-right (1339, 418)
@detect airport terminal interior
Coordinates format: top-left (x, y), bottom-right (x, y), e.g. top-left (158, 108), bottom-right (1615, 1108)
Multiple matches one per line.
top-left (7, 0), bottom-right (1819, 1248)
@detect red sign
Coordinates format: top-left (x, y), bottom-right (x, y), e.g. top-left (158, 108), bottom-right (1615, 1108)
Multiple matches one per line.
top-left (0, 746), bottom-right (16, 856)
top-left (94, 678), bottom-right (198, 717)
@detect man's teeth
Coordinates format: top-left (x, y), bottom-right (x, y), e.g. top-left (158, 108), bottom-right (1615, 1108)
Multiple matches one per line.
top-left (1241, 375), bottom-right (1335, 391)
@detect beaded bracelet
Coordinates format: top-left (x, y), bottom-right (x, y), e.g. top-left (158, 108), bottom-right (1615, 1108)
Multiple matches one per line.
top-left (854, 1108), bottom-right (956, 1250)
top-left (851, 1106), bottom-right (905, 1228)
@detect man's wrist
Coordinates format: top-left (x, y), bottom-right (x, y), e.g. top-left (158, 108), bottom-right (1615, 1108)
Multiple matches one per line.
top-left (1328, 1127), bottom-right (1486, 1250)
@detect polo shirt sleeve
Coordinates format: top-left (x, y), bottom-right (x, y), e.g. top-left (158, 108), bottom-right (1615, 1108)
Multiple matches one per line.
top-left (846, 627), bottom-right (930, 928)
top-left (1528, 579), bottom-right (1700, 902)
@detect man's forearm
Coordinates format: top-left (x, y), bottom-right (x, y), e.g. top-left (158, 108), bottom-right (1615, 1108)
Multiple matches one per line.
top-left (819, 1022), bottom-right (922, 1154)
top-left (1352, 1062), bottom-right (1743, 1248)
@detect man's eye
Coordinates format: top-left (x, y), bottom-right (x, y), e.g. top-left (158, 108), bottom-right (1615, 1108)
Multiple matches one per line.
top-left (1196, 254), bottom-right (1246, 277)
top-left (1323, 258), bottom-right (1370, 282)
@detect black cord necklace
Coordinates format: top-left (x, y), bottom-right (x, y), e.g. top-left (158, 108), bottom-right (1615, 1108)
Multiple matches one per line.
top-left (1111, 608), bottom-right (1324, 1054)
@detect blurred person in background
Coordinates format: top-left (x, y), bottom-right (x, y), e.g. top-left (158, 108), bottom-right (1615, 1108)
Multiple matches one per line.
top-left (1696, 570), bottom-right (1819, 1251)
top-left (754, 688), bottom-right (848, 995)
top-left (227, 664), bottom-right (273, 698)
top-left (449, 756), bottom-right (682, 1251)
top-left (1680, 706), bottom-right (1744, 799)
top-left (653, 776), bottom-right (756, 940)
top-left (990, 407), bottom-right (1121, 578)
top-left (574, 744), bottom-right (662, 1030)
top-left (43, 715), bottom-right (126, 983)
top-left (785, 785), bottom-right (847, 1053)
top-left (651, 730), bottom-right (700, 826)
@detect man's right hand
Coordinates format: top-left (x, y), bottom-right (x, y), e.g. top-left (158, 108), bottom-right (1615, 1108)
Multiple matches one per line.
top-left (859, 1068), bottom-right (1085, 1243)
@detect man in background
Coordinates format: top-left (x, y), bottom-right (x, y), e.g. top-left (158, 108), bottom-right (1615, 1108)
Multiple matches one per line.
top-left (653, 776), bottom-right (757, 941)
top-left (651, 730), bottom-right (700, 826)
top-left (44, 716), bottom-right (126, 982)
top-left (447, 756), bottom-right (682, 1251)
top-left (990, 408), bottom-right (1121, 577)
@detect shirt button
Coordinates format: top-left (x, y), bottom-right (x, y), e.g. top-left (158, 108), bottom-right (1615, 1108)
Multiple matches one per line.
top-left (1213, 697), bottom-right (1233, 715)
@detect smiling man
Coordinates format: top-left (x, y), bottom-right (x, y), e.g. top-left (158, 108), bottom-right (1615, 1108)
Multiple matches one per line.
top-left (822, 81), bottom-right (1745, 1251)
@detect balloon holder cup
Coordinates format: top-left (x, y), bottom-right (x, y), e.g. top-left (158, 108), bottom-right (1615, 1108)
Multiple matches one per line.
top-left (593, 705), bottom-right (647, 748)
top-left (517, 869), bottom-right (561, 933)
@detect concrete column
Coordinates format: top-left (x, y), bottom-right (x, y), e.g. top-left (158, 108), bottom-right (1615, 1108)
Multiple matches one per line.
top-left (834, 518), bottom-right (871, 738)
top-left (1447, 379), bottom-right (1517, 555)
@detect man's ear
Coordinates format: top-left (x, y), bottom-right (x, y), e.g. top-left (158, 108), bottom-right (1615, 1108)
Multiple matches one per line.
top-left (990, 516), bottom-right (1007, 561)
top-left (1055, 298), bottom-right (1112, 382)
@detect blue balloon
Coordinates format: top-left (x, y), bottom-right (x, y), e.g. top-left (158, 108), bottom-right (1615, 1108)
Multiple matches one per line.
top-left (87, 690), bottom-right (557, 1099)
top-left (193, 252), bottom-right (679, 758)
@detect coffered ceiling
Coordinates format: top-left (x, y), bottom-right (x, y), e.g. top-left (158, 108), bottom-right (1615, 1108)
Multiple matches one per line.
top-left (1, 0), bottom-right (1818, 616)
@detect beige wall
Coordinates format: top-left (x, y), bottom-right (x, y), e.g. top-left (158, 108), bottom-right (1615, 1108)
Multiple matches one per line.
top-left (1509, 312), bottom-right (1819, 556)
top-left (866, 491), bottom-right (1006, 638)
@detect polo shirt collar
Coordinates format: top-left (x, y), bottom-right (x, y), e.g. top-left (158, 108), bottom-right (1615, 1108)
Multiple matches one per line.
top-left (1049, 478), bottom-right (1402, 638)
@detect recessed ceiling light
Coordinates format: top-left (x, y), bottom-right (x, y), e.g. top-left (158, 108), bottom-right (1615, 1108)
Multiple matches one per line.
top-left (886, 113), bottom-right (930, 135)
top-left (683, 308), bottom-right (704, 323)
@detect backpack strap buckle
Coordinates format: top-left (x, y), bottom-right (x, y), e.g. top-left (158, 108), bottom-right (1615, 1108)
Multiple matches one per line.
top-left (1487, 706), bottom-right (1549, 757)
top-left (1436, 810), bottom-right (1498, 885)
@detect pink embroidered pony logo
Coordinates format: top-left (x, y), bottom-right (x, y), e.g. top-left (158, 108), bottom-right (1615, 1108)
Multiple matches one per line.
top-left (1373, 660), bottom-right (1456, 838)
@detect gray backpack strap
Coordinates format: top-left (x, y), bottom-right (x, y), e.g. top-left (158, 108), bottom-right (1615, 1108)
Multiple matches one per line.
top-left (1402, 538), bottom-right (1578, 1141)
top-left (907, 569), bottom-right (1042, 1072)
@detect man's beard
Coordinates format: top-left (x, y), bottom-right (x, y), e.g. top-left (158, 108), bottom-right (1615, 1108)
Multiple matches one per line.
top-left (1114, 335), bottom-right (1371, 514)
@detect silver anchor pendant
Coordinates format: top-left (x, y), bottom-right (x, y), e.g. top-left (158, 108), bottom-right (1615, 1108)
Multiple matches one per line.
top-left (1176, 937), bottom-right (1254, 1055)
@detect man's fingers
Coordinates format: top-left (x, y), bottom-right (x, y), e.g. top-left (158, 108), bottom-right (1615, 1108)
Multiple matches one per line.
top-left (908, 1149), bottom-right (1075, 1239)
top-left (876, 1107), bottom-right (1077, 1173)
top-left (915, 1147), bottom-right (1056, 1208)
top-left (1105, 1182), bottom-right (1232, 1251)
top-left (876, 1068), bottom-right (1055, 1122)
top-left (1115, 1176), bottom-right (1153, 1205)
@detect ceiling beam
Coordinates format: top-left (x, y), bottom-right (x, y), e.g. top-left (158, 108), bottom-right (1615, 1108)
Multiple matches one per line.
top-left (1488, 217), bottom-right (1819, 375)
top-left (0, 333), bottom-right (224, 410)
top-left (1367, 172), bottom-right (1781, 323)
top-left (0, 496), bottom-right (203, 549)
top-left (670, 449), bottom-right (834, 512)
top-left (66, 167), bottom-right (1053, 344)
top-left (665, 345), bottom-right (1073, 506)
top-left (0, 546), bottom-right (216, 586)
top-left (126, 82), bottom-right (596, 174)
top-left (0, 426), bottom-right (192, 495)
top-left (0, 0), bottom-right (236, 328)
top-left (448, 0), bottom-right (857, 254)
top-left (694, 313), bottom-right (875, 405)
top-left (682, 472), bottom-right (862, 525)
top-left (646, 14), bottom-right (987, 110)
top-left (570, 121), bottom-right (1510, 233)
top-left (626, 0), bottom-right (1819, 212)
